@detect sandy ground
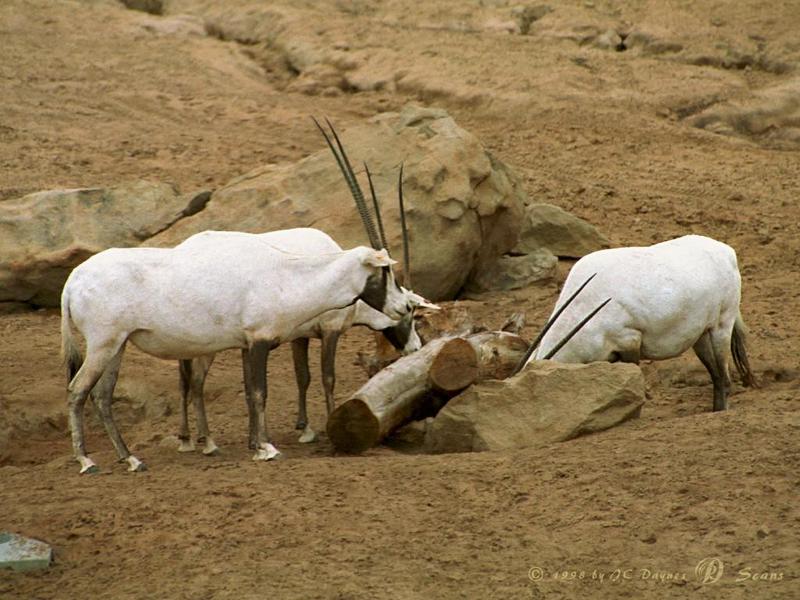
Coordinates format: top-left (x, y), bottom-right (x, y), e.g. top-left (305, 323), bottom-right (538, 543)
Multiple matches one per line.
top-left (1, 1), bottom-right (798, 598)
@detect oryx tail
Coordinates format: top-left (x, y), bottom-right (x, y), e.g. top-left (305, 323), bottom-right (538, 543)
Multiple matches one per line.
top-left (60, 288), bottom-right (83, 383)
top-left (731, 312), bottom-right (757, 387)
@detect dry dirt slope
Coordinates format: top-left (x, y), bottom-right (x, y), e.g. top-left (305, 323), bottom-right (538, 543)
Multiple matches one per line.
top-left (1, 0), bottom-right (799, 598)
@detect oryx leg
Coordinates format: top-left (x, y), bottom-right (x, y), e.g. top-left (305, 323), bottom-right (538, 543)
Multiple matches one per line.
top-left (90, 346), bottom-right (146, 472)
top-left (609, 329), bottom-right (642, 364)
top-left (177, 359), bottom-right (195, 452)
top-left (67, 336), bottom-right (130, 474)
top-left (242, 348), bottom-right (258, 450)
top-left (243, 342), bottom-right (281, 461)
top-left (693, 329), bottom-right (732, 412)
top-left (178, 356), bottom-right (218, 455)
top-left (320, 330), bottom-right (341, 417)
top-left (291, 338), bottom-right (316, 443)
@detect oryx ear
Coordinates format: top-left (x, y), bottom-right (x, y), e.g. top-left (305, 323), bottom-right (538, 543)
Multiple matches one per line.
top-left (363, 248), bottom-right (397, 268)
top-left (406, 289), bottom-right (441, 311)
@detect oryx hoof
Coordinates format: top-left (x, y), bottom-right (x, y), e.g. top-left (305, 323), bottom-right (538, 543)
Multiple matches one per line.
top-left (295, 420), bottom-right (307, 431)
top-left (126, 456), bottom-right (148, 472)
top-left (78, 456), bottom-right (99, 475)
top-left (298, 427), bottom-right (318, 444)
top-left (252, 443), bottom-right (282, 462)
top-left (177, 440), bottom-right (195, 453)
top-left (202, 443), bottom-right (221, 456)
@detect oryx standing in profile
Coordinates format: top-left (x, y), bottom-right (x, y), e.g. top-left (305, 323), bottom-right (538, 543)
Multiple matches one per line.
top-left (60, 122), bottom-right (431, 474)
top-left (520, 235), bottom-right (757, 411)
top-left (175, 120), bottom-right (438, 451)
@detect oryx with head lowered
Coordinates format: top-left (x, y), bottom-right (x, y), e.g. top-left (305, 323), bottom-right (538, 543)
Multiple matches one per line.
top-left (518, 235), bottom-right (757, 411)
top-left (175, 119), bottom-right (438, 454)
top-left (60, 124), bottom-right (432, 474)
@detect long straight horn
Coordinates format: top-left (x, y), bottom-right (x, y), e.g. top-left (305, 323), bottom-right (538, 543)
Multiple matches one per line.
top-left (543, 297), bottom-right (612, 360)
top-left (364, 163), bottom-right (387, 249)
top-left (511, 272), bottom-right (598, 375)
top-left (398, 163), bottom-right (410, 287)
top-left (312, 117), bottom-right (382, 249)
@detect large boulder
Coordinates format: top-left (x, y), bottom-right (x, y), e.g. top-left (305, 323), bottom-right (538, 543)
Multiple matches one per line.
top-left (514, 203), bottom-right (610, 259)
top-left (424, 360), bottom-right (645, 453)
top-left (152, 105), bottom-right (527, 300)
top-left (0, 181), bottom-right (208, 307)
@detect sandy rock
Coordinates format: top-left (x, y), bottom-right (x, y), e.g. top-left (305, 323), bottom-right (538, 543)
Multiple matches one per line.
top-left (593, 29), bottom-right (623, 51)
top-left (688, 78), bottom-right (800, 147)
top-left (515, 203), bottom-right (609, 258)
top-left (152, 105), bottom-right (527, 300)
top-left (0, 181), bottom-right (208, 307)
top-left (625, 27), bottom-right (683, 55)
top-left (425, 360), bottom-right (644, 453)
top-left (514, 5), bottom-right (553, 35)
top-left (135, 14), bottom-right (206, 37)
top-left (113, 379), bottom-right (174, 424)
top-left (285, 64), bottom-right (347, 95)
top-left (120, 0), bottom-right (162, 15)
top-left (465, 248), bottom-right (557, 295)
top-left (482, 18), bottom-right (520, 35)
top-left (528, 6), bottom-right (623, 47)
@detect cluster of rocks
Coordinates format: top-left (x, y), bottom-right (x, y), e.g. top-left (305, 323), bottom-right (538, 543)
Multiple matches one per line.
top-left (0, 105), bottom-right (607, 308)
top-left (423, 360), bottom-right (645, 454)
top-left (1, 102), bottom-right (631, 455)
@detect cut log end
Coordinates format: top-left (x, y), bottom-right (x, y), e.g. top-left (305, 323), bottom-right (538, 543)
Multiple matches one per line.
top-left (429, 337), bottom-right (479, 393)
top-left (326, 398), bottom-right (381, 454)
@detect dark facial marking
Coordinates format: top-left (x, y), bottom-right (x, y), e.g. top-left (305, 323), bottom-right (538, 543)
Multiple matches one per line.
top-left (359, 266), bottom-right (388, 313)
top-left (381, 312), bottom-right (413, 351)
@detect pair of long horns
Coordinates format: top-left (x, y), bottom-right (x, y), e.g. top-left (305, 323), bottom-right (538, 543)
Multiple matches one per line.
top-left (313, 117), bottom-right (412, 285)
top-left (511, 273), bottom-right (612, 375)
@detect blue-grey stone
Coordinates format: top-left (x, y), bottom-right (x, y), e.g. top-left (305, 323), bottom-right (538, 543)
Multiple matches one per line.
top-left (0, 532), bottom-right (53, 572)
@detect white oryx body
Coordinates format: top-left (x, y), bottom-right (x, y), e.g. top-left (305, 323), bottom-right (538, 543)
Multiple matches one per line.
top-left (527, 235), bottom-right (755, 410)
top-left (61, 231), bottom-right (413, 474)
top-left (177, 228), bottom-right (429, 451)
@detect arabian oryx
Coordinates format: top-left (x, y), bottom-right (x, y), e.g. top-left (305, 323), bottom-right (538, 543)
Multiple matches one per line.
top-left (521, 235), bottom-right (757, 411)
top-left (60, 130), bottom-right (431, 475)
top-left (176, 228), bottom-right (436, 451)
top-left (175, 119), bottom-right (438, 452)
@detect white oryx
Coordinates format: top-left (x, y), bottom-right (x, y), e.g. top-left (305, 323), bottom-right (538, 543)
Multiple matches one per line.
top-left (521, 234), bottom-right (756, 411)
top-left (175, 119), bottom-right (439, 454)
top-left (176, 228), bottom-right (437, 452)
top-left (60, 123), bottom-right (431, 474)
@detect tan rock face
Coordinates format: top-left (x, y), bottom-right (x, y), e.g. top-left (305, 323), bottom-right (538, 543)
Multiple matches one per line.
top-left (425, 360), bottom-right (645, 453)
top-left (0, 181), bottom-right (203, 307)
top-left (515, 203), bottom-right (610, 259)
top-left (152, 105), bottom-right (528, 300)
top-left (1, 108), bottom-right (527, 306)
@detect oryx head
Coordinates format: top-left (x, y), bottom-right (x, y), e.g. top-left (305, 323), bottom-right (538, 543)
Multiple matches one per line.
top-left (315, 118), bottom-right (440, 334)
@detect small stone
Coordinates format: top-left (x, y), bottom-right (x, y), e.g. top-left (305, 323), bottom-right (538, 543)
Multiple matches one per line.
top-left (0, 533), bottom-right (53, 572)
top-left (465, 249), bottom-right (557, 295)
top-left (515, 203), bottom-right (610, 258)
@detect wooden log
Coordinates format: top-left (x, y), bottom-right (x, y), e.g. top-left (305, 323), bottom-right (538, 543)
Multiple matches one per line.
top-left (467, 330), bottom-right (531, 380)
top-left (327, 331), bottom-right (528, 453)
top-left (429, 338), bottom-right (479, 393)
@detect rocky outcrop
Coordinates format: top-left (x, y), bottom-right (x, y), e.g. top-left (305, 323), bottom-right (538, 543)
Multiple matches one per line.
top-left (152, 105), bottom-right (528, 300)
top-left (514, 203), bottom-right (609, 259)
top-left (424, 360), bottom-right (645, 453)
top-left (0, 181), bottom-right (208, 307)
top-left (688, 78), bottom-right (800, 147)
